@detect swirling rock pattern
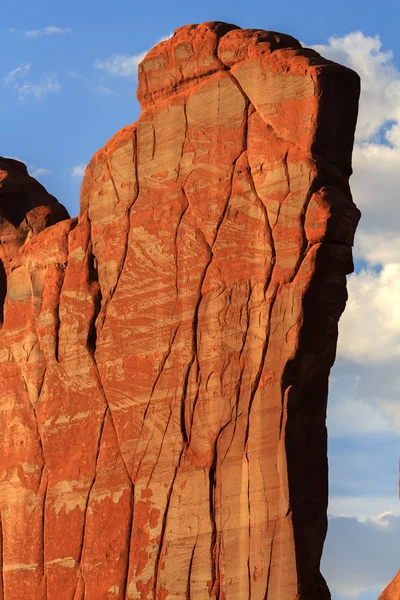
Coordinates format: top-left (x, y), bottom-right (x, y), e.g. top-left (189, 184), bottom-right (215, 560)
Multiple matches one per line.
top-left (0, 22), bottom-right (360, 600)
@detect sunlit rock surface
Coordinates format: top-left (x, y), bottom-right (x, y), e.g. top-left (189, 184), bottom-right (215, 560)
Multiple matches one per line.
top-left (0, 22), bottom-right (360, 600)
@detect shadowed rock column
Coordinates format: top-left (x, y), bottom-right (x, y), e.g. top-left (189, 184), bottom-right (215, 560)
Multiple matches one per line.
top-left (0, 22), bottom-right (360, 600)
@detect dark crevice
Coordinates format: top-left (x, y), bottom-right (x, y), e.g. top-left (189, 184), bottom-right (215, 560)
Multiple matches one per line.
top-left (187, 542), bottom-right (196, 600)
top-left (141, 323), bottom-right (180, 425)
top-left (121, 485), bottom-right (135, 600)
top-left (179, 357), bottom-right (194, 447)
top-left (209, 458), bottom-right (219, 599)
top-left (0, 259), bottom-right (6, 327)
top-left (0, 511), bottom-right (4, 600)
top-left (40, 472), bottom-right (48, 578)
top-left (208, 421), bottom-right (231, 599)
top-left (263, 523), bottom-right (276, 599)
top-left (146, 408), bottom-right (173, 488)
top-left (173, 188), bottom-right (189, 308)
top-left (153, 451), bottom-right (183, 597)
top-left (86, 250), bottom-right (101, 354)
top-left (53, 264), bottom-right (67, 364)
top-left (76, 407), bottom-right (108, 575)
top-left (97, 131), bottom-right (140, 335)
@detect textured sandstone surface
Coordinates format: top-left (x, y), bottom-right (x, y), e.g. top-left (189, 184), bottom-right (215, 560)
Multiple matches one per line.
top-left (0, 22), bottom-right (360, 600)
top-left (380, 571), bottom-right (400, 600)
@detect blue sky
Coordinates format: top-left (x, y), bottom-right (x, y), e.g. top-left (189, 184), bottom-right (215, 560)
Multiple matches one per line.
top-left (1, 1), bottom-right (399, 598)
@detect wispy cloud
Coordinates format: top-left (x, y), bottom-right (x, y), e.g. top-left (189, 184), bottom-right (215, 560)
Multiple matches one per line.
top-left (3, 63), bottom-right (31, 86)
top-left (71, 164), bottom-right (86, 179)
top-left (3, 63), bottom-right (60, 100)
top-left (95, 33), bottom-right (173, 78)
top-left (30, 167), bottom-right (52, 177)
top-left (15, 76), bottom-right (61, 100)
top-left (5, 156), bottom-right (52, 179)
top-left (94, 84), bottom-right (118, 96)
top-left (24, 26), bottom-right (71, 38)
top-left (95, 51), bottom-right (147, 78)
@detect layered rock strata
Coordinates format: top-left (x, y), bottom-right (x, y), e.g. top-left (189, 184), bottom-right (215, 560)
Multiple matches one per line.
top-left (0, 22), bottom-right (360, 600)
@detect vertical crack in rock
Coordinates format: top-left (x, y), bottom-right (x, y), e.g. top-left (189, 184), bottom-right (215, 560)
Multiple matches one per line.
top-left (146, 407), bottom-right (173, 488)
top-left (97, 131), bottom-right (140, 333)
top-left (187, 142), bottom-right (246, 445)
top-left (0, 23), bottom-right (360, 600)
top-left (209, 449), bottom-right (219, 598)
top-left (53, 262), bottom-right (67, 364)
top-left (0, 260), bottom-right (6, 327)
top-left (264, 522), bottom-right (276, 599)
top-left (173, 187), bottom-right (189, 306)
top-left (0, 511), bottom-right (4, 600)
top-left (86, 249), bottom-right (101, 354)
top-left (140, 324), bottom-right (180, 432)
top-left (153, 451), bottom-right (183, 598)
top-left (121, 487), bottom-right (134, 600)
top-left (76, 407), bottom-right (108, 582)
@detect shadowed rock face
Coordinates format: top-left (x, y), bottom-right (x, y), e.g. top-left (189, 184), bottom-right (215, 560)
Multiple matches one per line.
top-left (0, 22), bottom-right (360, 600)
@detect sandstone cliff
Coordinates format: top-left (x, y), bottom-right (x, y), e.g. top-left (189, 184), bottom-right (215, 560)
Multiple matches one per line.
top-left (0, 22), bottom-right (360, 600)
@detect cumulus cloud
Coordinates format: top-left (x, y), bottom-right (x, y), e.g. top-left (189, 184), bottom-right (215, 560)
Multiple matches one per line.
top-left (307, 33), bottom-right (400, 598)
top-left (322, 514), bottom-right (400, 599)
top-left (95, 33), bottom-right (173, 78)
top-left (24, 26), bottom-right (71, 38)
top-left (71, 164), bottom-right (86, 178)
top-left (337, 264), bottom-right (400, 363)
top-left (311, 33), bottom-right (400, 239)
top-left (312, 32), bottom-right (400, 142)
top-left (310, 32), bottom-right (400, 421)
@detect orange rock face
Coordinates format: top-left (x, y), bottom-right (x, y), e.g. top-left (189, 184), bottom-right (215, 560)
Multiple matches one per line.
top-left (0, 22), bottom-right (360, 600)
top-left (380, 571), bottom-right (400, 600)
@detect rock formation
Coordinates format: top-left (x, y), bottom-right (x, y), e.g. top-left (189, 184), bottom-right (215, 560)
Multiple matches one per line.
top-left (0, 22), bottom-right (360, 600)
top-left (379, 571), bottom-right (400, 600)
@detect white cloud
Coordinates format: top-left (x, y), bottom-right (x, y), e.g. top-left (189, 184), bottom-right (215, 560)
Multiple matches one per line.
top-left (2, 158), bottom-right (52, 182)
top-left (327, 393), bottom-right (396, 438)
top-left (15, 76), bottom-right (61, 100)
top-left (312, 32), bottom-right (400, 142)
top-left (308, 32), bottom-right (400, 426)
top-left (95, 32), bottom-right (173, 78)
top-left (71, 164), bottom-right (86, 178)
top-left (308, 34), bottom-right (400, 597)
top-left (95, 51), bottom-right (147, 78)
top-left (328, 497), bottom-right (400, 521)
top-left (322, 514), bottom-right (400, 598)
top-left (3, 63), bottom-right (31, 86)
top-left (24, 26), bottom-right (71, 38)
top-left (3, 63), bottom-right (61, 100)
top-left (30, 167), bottom-right (52, 177)
top-left (94, 85), bottom-right (118, 96)
top-left (337, 264), bottom-right (400, 363)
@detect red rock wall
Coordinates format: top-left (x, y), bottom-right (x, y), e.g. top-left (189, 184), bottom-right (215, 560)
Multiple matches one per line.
top-left (0, 23), bottom-right (360, 600)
